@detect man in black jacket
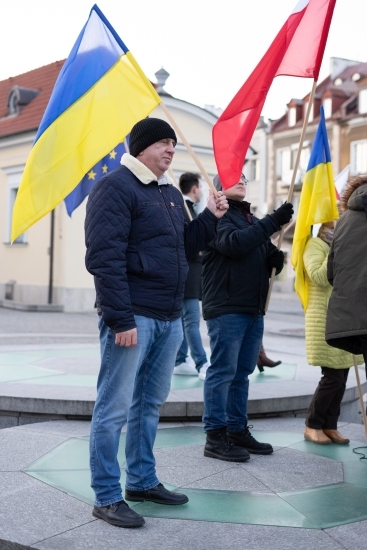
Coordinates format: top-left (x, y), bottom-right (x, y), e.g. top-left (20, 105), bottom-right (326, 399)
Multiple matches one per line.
top-left (202, 174), bottom-right (293, 462)
top-left (85, 118), bottom-right (228, 528)
top-left (173, 172), bottom-right (210, 378)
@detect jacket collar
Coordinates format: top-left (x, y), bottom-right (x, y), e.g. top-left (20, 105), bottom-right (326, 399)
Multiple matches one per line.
top-left (120, 153), bottom-right (171, 186)
top-left (228, 199), bottom-right (252, 211)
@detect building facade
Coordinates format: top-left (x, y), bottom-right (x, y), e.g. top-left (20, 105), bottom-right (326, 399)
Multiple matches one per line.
top-left (268, 57), bottom-right (367, 291)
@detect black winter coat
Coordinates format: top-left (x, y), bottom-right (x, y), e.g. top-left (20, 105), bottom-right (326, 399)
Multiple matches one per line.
top-left (202, 199), bottom-right (282, 319)
top-left (85, 164), bottom-right (218, 333)
top-left (183, 199), bottom-right (202, 300)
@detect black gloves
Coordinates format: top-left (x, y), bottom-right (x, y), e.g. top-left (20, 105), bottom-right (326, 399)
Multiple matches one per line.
top-left (271, 202), bottom-right (294, 227)
top-left (267, 249), bottom-right (284, 270)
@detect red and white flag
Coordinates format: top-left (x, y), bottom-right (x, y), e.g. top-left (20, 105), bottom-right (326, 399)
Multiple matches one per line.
top-left (213, 0), bottom-right (336, 189)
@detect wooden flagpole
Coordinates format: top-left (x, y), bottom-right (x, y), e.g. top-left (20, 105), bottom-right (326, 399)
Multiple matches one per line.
top-left (353, 354), bottom-right (367, 438)
top-left (167, 167), bottom-right (193, 221)
top-left (160, 102), bottom-right (218, 197)
top-left (265, 80), bottom-right (318, 312)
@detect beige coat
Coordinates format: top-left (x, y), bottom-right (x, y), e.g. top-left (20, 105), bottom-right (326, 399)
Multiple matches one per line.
top-left (304, 237), bottom-right (360, 368)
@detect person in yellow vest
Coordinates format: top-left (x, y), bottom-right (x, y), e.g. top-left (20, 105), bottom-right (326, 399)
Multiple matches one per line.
top-left (303, 222), bottom-right (363, 445)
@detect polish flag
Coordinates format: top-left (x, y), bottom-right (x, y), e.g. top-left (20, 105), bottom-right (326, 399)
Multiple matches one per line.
top-left (213, 0), bottom-right (336, 189)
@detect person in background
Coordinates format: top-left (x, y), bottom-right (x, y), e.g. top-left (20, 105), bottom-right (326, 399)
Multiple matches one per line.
top-left (303, 223), bottom-right (363, 445)
top-left (201, 173), bottom-right (293, 462)
top-left (173, 172), bottom-right (210, 379)
top-left (326, 174), bottom-right (367, 374)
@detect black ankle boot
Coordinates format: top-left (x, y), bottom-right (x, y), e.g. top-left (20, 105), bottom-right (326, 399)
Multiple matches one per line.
top-left (227, 425), bottom-right (273, 455)
top-left (204, 427), bottom-right (250, 462)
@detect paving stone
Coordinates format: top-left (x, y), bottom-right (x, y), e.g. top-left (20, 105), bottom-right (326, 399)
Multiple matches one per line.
top-left (0, 477), bottom-right (93, 547)
top-left (326, 519), bottom-right (367, 550)
top-left (242, 448), bottom-right (343, 492)
top-left (0, 414), bottom-right (18, 429)
top-left (0, 429), bottom-right (67, 471)
top-left (185, 464), bottom-right (271, 492)
top-left (15, 420), bottom-right (91, 437)
top-left (29, 518), bottom-right (345, 550)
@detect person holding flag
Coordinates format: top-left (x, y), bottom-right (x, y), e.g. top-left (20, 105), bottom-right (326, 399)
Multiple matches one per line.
top-left (201, 174), bottom-right (293, 462)
top-left (291, 107), bottom-right (363, 445)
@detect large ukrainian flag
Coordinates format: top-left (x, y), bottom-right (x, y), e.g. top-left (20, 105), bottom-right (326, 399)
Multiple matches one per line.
top-left (291, 106), bottom-right (339, 310)
top-left (12, 4), bottom-right (160, 242)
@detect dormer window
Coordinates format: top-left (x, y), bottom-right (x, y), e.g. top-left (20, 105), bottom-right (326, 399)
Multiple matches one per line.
top-left (304, 101), bottom-right (313, 122)
top-left (323, 98), bottom-right (332, 118)
top-left (288, 107), bottom-right (296, 127)
top-left (352, 72), bottom-right (361, 82)
top-left (7, 85), bottom-right (39, 116)
top-left (359, 89), bottom-right (367, 114)
top-left (334, 77), bottom-right (343, 86)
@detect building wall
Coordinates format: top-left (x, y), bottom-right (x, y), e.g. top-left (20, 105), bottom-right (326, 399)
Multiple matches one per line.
top-left (0, 97), bottom-right (221, 311)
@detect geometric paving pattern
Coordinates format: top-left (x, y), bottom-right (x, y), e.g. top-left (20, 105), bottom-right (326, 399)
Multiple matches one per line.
top-left (24, 427), bottom-right (367, 529)
top-left (0, 348), bottom-right (296, 388)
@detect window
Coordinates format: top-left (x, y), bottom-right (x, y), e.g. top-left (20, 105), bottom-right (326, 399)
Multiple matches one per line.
top-left (299, 146), bottom-right (310, 173)
top-left (5, 166), bottom-right (26, 244)
top-left (248, 158), bottom-right (260, 181)
top-left (304, 101), bottom-right (313, 122)
top-left (288, 107), bottom-right (296, 127)
top-left (323, 98), bottom-right (332, 118)
top-left (358, 89), bottom-right (367, 114)
top-left (350, 140), bottom-right (367, 174)
top-left (276, 148), bottom-right (291, 180)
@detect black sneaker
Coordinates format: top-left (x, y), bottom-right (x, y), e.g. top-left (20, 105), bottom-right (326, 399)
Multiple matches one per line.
top-left (227, 425), bottom-right (273, 455)
top-left (93, 500), bottom-right (145, 528)
top-left (204, 427), bottom-right (250, 462)
top-left (125, 483), bottom-right (188, 505)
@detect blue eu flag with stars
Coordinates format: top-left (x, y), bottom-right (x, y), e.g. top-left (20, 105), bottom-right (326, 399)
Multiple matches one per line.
top-left (64, 142), bottom-right (127, 216)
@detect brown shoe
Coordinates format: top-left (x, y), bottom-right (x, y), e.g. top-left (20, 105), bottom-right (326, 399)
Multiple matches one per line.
top-left (257, 346), bottom-right (282, 372)
top-left (322, 429), bottom-right (350, 445)
top-left (304, 427), bottom-right (332, 444)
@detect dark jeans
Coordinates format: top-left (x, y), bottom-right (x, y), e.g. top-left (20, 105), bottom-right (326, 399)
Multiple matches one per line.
top-left (306, 367), bottom-right (349, 430)
top-left (203, 313), bottom-right (263, 432)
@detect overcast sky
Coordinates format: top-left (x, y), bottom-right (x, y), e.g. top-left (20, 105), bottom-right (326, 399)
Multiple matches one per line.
top-left (1, 0), bottom-right (366, 121)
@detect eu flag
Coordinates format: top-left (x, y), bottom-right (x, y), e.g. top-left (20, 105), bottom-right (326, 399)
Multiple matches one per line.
top-left (64, 142), bottom-right (127, 216)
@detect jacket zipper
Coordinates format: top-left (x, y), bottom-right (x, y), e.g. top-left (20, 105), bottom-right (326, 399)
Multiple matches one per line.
top-left (159, 186), bottom-right (181, 317)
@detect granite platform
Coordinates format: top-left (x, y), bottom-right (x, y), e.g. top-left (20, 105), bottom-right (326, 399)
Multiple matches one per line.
top-left (1, 417), bottom-right (367, 549)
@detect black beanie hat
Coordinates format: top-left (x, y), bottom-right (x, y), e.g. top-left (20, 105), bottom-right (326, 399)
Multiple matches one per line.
top-left (129, 118), bottom-right (177, 157)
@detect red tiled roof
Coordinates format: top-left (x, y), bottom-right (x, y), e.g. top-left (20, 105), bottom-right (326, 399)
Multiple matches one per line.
top-left (0, 60), bottom-right (159, 140)
top-left (0, 61), bottom-right (64, 139)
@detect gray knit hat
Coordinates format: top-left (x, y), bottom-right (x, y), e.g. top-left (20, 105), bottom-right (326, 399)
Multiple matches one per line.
top-left (129, 118), bottom-right (177, 157)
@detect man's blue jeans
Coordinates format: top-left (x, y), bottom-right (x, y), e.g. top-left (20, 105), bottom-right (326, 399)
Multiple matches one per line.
top-left (176, 298), bottom-right (207, 370)
top-left (90, 315), bottom-right (182, 507)
top-left (203, 313), bottom-right (264, 432)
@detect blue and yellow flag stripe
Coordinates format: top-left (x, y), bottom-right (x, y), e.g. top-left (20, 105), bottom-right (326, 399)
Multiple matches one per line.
top-left (12, 4), bottom-right (160, 242)
top-left (291, 106), bottom-right (339, 310)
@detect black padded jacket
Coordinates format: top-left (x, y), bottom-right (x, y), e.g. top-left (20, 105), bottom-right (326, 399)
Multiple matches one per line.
top-left (85, 164), bottom-right (218, 333)
top-left (202, 199), bottom-right (282, 320)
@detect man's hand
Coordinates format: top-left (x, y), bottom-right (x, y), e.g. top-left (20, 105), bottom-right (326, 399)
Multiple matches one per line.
top-left (115, 328), bottom-right (137, 347)
top-left (207, 190), bottom-right (229, 219)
